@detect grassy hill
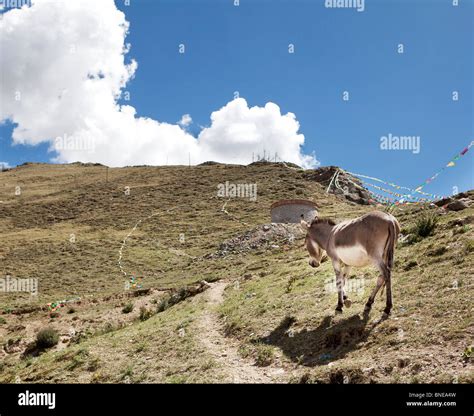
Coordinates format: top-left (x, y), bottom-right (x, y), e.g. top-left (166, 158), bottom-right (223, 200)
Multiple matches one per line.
top-left (0, 162), bottom-right (472, 383)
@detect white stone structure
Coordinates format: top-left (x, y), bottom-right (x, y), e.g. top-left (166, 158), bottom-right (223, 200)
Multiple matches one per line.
top-left (270, 199), bottom-right (318, 224)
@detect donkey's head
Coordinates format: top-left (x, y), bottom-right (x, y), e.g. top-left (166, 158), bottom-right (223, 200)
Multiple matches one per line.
top-left (300, 218), bottom-right (326, 268)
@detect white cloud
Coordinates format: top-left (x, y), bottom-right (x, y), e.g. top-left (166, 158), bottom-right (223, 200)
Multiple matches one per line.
top-left (198, 98), bottom-right (318, 167)
top-left (0, 0), bottom-right (318, 168)
top-left (178, 114), bottom-right (192, 128)
top-left (0, 162), bottom-right (11, 170)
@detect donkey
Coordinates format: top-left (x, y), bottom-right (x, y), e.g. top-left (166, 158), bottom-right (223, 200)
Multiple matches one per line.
top-left (301, 211), bottom-right (400, 317)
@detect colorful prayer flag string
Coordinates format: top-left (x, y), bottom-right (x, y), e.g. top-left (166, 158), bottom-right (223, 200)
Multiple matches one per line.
top-left (47, 297), bottom-right (81, 312)
top-left (344, 171), bottom-right (442, 199)
top-left (128, 275), bottom-right (142, 289)
top-left (411, 140), bottom-right (473, 194)
top-left (345, 140), bottom-right (473, 205)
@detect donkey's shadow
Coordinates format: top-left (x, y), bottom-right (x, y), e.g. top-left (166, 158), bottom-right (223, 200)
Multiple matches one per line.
top-left (261, 311), bottom-right (378, 367)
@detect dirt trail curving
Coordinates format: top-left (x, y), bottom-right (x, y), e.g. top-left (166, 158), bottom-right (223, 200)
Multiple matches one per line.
top-left (197, 281), bottom-right (285, 383)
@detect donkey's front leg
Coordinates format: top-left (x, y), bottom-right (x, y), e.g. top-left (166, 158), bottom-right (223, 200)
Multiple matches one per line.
top-left (333, 261), bottom-right (344, 313)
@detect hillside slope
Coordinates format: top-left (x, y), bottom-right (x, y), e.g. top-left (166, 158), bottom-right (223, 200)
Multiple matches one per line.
top-left (0, 163), bottom-right (472, 383)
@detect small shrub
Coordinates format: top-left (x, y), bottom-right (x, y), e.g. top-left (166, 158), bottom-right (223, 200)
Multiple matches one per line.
top-left (101, 322), bottom-right (115, 334)
top-left (413, 214), bottom-right (438, 238)
top-left (255, 345), bottom-right (274, 367)
top-left (166, 287), bottom-right (190, 308)
top-left (223, 320), bottom-right (244, 337)
top-left (122, 302), bottom-right (134, 314)
top-left (0, 317), bottom-right (6, 324)
top-left (36, 327), bottom-right (59, 349)
top-left (156, 298), bottom-right (169, 313)
top-left (286, 276), bottom-right (297, 293)
top-left (86, 357), bottom-right (101, 372)
top-left (70, 329), bottom-right (92, 345)
top-left (121, 365), bottom-right (133, 380)
top-left (464, 240), bottom-right (474, 254)
top-left (453, 225), bottom-right (470, 235)
top-left (403, 260), bottom-right (418, 271)
top-left (427, 246), bottom-right (448, 257)
top-left (402, 234), bottom-right (421, 246)
top-left (238, 344), bottom-right (252, 359)
top-left (178, 287), bottom-right (187, 297)
top-left (462, 346), bottom-right (472, 360)
top-left (139, 306), bottom-right (153, 321)
top-left (66, 348), bottom-right (90, 370)
top-left (91, 371), bottom-right (108, 383)
top-left (135, 342), bottom-right (147, 353)
top-left (6, 337), bottom-right (21, 350)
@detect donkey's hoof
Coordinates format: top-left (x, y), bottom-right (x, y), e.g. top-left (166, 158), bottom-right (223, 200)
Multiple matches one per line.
top-left (364, 305), bottom-right (372, 313)
top-left (381, 311), bottom-right (390, 320)
top-left (335, 307), bottom-right (343, 314)
top-left (344, 299), bottom-right (352, 308)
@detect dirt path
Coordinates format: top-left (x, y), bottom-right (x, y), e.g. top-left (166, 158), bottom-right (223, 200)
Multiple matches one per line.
top-left (197, 280), bottom-right (285, 383)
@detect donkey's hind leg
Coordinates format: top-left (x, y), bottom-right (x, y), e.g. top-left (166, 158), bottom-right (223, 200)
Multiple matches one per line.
top-left (333, 260), bottom-right (344, 313)
top-left (365, 261), bottom-right (392, 318)
top-left (364, 261), bottom-right (387, 313)
top-left (382, 264), bottom-right (392, 317)
top-left (342, 265), bottom-right (352, 308)
top-left (364, 275), bottom-right (384, 313)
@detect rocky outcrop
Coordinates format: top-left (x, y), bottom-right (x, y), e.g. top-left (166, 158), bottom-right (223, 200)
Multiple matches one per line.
top-left (446, 200), bottom-right (469, 211)
top-left (210, 223), bottom-right (305, 257)
top-left (434, 191), bottom-right (473, 211)
top-left (304, 166), bottom-right (373, 205)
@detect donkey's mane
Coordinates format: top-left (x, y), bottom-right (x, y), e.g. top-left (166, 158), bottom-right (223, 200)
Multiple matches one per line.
top-left (310, 217), bottom-right (337, 227)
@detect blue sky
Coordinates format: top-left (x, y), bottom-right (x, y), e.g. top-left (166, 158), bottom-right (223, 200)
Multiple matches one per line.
top-left (1, 0), bottom-right (473, 198)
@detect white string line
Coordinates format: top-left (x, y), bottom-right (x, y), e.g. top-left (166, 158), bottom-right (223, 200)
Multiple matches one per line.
top-left (334, 170), bottom-right (347, 194)
top-left (118, 208), bottom-right (177, 278)
top-left (326, 169), bottom-right (339, 194)
top-left (119, 197), bottom-right (249, 280)
top-left (220, 198), bottom-right (250, 226)
top-left (326, 168), bottom-right (372, 199)
top-left (280, 160), bottom-right (304, 172)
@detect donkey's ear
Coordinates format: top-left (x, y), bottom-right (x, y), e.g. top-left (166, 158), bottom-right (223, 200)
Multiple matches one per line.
top-left (300, 219), bottom-right (310, 232)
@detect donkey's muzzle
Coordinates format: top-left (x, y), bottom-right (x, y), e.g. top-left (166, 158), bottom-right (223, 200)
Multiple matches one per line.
top-left (309, 260), bottom-right (320, 268)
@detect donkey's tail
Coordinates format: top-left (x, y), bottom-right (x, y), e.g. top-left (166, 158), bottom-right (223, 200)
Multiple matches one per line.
top-left (385, 218), bottom-right (400, 270)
